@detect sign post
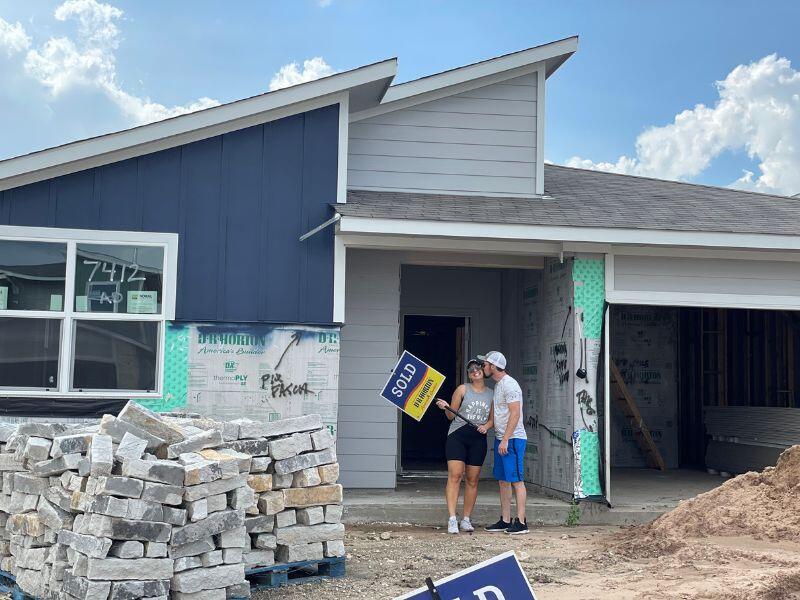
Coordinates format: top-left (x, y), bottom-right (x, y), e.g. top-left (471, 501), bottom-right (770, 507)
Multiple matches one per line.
top-left (380, 351), bottom-right (446, 421)
top-left (394, 551), bottom-right (537, 600)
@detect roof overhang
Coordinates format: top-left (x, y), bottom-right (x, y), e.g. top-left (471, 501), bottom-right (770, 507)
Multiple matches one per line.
top-left (0, 59), bottom-right (397, 192)
top-left (337, 214), bottom-right (800, 253)
top-left (352, 36), bottom-right (578, 122)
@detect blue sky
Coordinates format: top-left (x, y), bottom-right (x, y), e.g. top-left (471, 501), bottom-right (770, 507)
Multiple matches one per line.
top-left (1, 1), bottom-right (799, 194)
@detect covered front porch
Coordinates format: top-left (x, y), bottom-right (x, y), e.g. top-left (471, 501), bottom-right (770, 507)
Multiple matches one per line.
top-left (333, 203), bottom-right (610, 501)
top-left (341, 469), bottom-right (723, 527)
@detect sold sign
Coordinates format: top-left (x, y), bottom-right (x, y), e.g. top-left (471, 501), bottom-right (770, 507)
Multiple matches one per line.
top-left (380, 351), bottom-right (445, 421)
top-left (394, 551), bottom-right (537, 600)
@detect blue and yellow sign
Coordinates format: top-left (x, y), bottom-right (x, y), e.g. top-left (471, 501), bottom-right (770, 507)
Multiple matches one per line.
top-left (380, 351), bottom-right (445, 421)
top-left (394, 551), bottom-right (537, 600)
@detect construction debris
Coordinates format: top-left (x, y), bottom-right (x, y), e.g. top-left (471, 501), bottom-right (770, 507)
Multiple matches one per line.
top-left (0, 402), bottom-right (343, 599)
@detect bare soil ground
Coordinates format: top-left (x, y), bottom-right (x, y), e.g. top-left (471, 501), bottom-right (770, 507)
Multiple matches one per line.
top-left (252, 524), bottom-right (800, 599)
top-left (256, 447), bottom-right (800, 599)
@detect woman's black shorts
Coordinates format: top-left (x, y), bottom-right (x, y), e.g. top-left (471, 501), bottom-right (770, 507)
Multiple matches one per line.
top-left (445, 426), bottom-right (487, 467)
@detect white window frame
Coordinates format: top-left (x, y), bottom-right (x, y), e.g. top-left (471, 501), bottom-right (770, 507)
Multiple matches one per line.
top-left (0, 225), bottom-right (179, 398)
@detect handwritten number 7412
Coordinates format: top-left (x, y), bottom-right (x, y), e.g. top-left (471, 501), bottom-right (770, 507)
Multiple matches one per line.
top-left (84, 259), bottom-right (146, 283)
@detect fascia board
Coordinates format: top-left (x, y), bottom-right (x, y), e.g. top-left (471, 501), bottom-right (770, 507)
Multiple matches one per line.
top-left (337, 215), bottom-right (800, 252)
top-left (350, 37), bottom-right (577, 123)
top-left (0, 59), bottom-right (397, 191)
top-left (381, 36), bottom-right (577, 104)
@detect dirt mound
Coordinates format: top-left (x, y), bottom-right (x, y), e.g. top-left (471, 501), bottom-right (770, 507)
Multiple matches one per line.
top-left (614, 445), bottom-right (800, 556)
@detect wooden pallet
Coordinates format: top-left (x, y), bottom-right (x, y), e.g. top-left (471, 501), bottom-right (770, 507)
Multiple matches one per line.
top-left (246, 556), bottom-right (346, 590)
top-left (610, 360), bottom-right (667, 471)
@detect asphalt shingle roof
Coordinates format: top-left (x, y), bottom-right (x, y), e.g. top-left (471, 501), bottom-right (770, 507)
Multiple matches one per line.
top-left (337, 164), bottom-right (800, 236)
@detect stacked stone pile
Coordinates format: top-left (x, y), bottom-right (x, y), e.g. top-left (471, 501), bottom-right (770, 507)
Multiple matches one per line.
top-left (0, 402), bottom-right (343, 599)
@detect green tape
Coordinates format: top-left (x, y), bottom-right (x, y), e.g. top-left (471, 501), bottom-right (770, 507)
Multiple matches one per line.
top-left (136, 323), bottom-right (189, 413)
top-left (573, 258), bottom-right (605, 339)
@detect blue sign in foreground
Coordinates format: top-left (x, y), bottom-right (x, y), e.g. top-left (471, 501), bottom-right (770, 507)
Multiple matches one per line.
top-left (394, 551), bottom-right (536, 600)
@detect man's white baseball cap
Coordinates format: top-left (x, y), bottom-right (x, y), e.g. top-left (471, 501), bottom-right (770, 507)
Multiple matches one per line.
top-left (477, 351), bottom-right (506, 370)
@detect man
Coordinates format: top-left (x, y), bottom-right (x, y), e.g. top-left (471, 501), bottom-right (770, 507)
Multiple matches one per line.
top-left (477, 350), bottom-right (529, 535)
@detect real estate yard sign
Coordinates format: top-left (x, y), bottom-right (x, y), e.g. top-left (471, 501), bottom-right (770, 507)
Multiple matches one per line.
top-left (395, 551), bottom-right (536, 599)
top-left (380, 351), bottom-right (445, 421)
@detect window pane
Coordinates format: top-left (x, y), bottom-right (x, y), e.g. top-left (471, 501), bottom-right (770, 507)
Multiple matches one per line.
top-left (75, 245), bottom-right (164, 314)
top-left (0, 240), bottom-right (67, 311)
top-left (0, 318), bottom-right (60, 389)
top-left (72, 320), bottom-right (159, 391)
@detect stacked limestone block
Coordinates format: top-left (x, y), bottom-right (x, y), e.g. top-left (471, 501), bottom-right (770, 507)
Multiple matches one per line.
top-left (0, 404), bottom-right (344, 599)
top-left (0, 422), bottom-right (78, 599)
top-left (235, 415), bottom-right (345, 567)
top-left (0, 423), bottom-right (23, 575)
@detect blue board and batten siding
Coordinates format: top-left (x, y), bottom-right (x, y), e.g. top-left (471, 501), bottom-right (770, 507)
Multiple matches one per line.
top-left (0, 104), bottom-right (340, 325)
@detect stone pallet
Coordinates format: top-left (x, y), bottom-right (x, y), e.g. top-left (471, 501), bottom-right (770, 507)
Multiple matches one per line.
top-left (0, 559), bottom-right (347, 598)
top-left (0, 403), bottom-right (344, 599)
top-left (245, 556), bottom-right (346, 590)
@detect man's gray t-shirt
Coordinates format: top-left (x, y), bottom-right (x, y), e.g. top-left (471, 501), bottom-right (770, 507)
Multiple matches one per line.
top-left (492, 374), bottom-right (527, 440)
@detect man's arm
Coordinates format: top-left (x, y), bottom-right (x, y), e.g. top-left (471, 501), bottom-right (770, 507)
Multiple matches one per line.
top-left (498, 402), bottom-right (520, 455)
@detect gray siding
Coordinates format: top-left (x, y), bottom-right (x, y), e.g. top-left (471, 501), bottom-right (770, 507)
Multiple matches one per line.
top-left (614, 255), bottom-right (800, 297)
top-left (348, 73), bottom-right (538, 197)
top-left (338, 250), bottom-right (401, 489)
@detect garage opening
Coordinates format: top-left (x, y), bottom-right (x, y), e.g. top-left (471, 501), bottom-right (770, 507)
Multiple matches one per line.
top-left (608, 304), bottom-right (800, 502)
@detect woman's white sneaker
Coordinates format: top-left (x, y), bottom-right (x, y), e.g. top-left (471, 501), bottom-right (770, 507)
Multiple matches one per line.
top-left (447, 516), bottom-right (459, 534)
top-left (459, 517), bottom-right (474, 532)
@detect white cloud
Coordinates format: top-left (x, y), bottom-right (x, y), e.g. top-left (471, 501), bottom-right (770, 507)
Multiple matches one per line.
top-left (566, 55), bottom-right (800, 196)
top-left (0, 18), bottom-right (31, 55)
top-left (0, 0), bottom-right (219, 153)
top-left (269, 57), bottom-right (335, 91)
top-left (0, 3), bottom-right (335, 159)
top-left (317, 0), bottom-right (333, 6)
top-left (24, 0), bottom-right (220, 125)
top-left (54, 0), bottom-right (123, 47)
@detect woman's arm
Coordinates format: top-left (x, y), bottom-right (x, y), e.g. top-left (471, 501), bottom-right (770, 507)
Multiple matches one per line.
top-left (436, 384), bottom-right (465, 420)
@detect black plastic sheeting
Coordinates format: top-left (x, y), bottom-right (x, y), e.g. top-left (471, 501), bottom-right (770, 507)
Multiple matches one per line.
top-left (0, 398), bottom-right (127, 418)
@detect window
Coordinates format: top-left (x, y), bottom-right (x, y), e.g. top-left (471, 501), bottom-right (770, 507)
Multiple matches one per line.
top-left (75, 244), bottom-right (164, 314)
top-left (0, 226), bottom-right (178, 397)
top-left (0, 240), bottom-right (66, 311)
top-left (73, 321), bottom-right (159, 391)
top-left (0, 318), bottom-right (61, 389)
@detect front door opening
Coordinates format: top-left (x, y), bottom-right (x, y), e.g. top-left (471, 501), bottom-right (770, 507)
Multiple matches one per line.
top-left (401, 314), bottom-right (467, 472)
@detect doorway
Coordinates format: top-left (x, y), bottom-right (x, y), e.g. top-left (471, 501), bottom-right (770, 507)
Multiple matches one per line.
top-left (401, 314), bottom-right (468, 472)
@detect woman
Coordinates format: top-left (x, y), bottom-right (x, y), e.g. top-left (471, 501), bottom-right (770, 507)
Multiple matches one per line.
top-left (435, 358), bottom-right (493, 534)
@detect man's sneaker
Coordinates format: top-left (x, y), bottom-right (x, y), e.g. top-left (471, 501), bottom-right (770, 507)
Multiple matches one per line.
top-left (484, 518), bottom-right (511, 532)
top-left (506, 518), bottom-right (530, 535)
top-left (447, 516), bottom-right (459, 534)
top-left (460, 517), bottom-right (475, 532)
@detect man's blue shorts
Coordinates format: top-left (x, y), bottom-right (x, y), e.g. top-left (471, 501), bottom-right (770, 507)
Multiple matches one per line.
top-left (492, 438), bottom-right (526, 483)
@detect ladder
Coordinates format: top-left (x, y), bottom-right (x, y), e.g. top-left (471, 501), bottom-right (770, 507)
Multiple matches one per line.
top-left (609, 360), bottom-right (667, 471)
